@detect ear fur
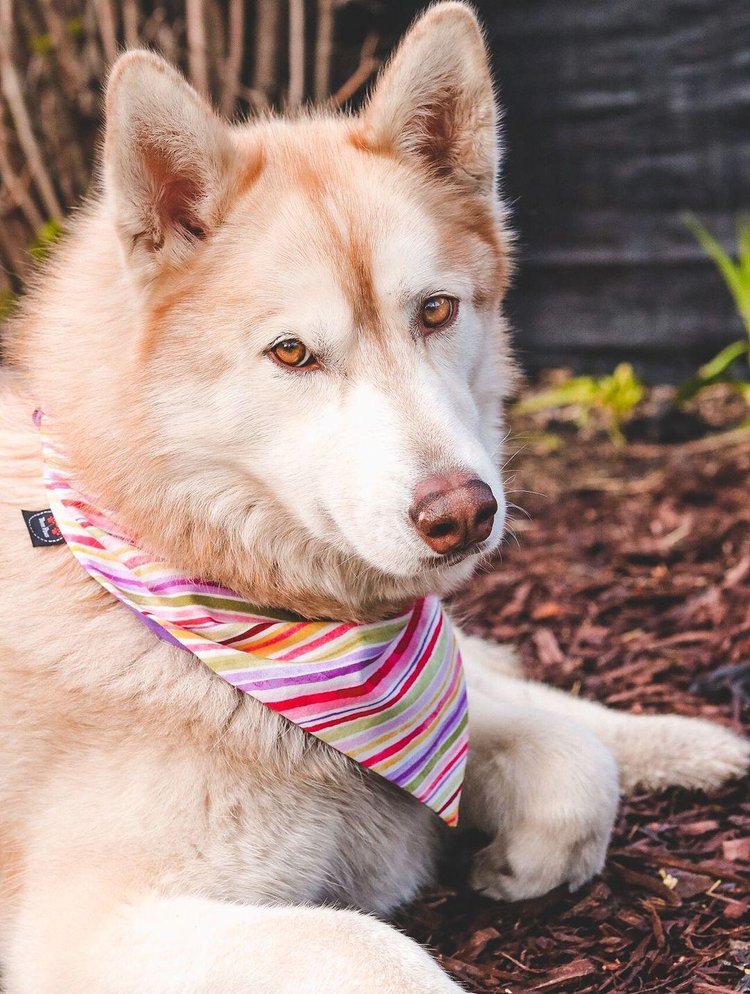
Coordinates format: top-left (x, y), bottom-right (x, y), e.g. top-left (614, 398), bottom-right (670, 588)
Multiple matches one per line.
top-left (361, 2), bottom-right (499, 198)
top-left (104, 50), bottom-right (236, 274)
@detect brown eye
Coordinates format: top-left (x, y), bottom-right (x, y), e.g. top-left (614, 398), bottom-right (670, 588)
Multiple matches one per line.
top-left (269, 338), bottom-right (318, 369)
top-left (420, 295), bottom-right (457, 331)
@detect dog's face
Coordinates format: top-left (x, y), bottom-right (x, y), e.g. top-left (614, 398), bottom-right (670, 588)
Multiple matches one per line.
top-left (96, 3), bottom-right (513, 614)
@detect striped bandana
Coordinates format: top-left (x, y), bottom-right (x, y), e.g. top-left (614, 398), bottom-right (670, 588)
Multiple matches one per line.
top-left (38, 415), bottom-right (469, 826)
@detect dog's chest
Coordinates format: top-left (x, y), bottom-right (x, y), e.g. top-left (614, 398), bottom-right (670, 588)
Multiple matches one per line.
top-left (178, 697), bottom-right (446, 916)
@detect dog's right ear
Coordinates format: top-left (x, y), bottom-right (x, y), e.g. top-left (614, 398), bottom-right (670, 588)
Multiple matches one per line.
top-left (104, 51), bottom-right (236, 277)
top-left (359, 3), bottom-right (499, 201)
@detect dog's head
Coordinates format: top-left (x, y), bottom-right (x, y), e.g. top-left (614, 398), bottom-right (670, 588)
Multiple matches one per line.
top-left (43, 3), bottom-right (514, 619)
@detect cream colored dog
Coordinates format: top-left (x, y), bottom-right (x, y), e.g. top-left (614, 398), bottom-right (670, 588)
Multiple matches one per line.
top-left (1, 4), bottom-right (747, 992)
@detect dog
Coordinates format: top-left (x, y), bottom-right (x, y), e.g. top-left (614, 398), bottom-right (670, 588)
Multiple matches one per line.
top-left (1, 4), bottom-right (747, 991)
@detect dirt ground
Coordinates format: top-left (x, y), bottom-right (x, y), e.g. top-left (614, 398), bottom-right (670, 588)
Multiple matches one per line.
top-left (398, 411), bottom-right (750, 994)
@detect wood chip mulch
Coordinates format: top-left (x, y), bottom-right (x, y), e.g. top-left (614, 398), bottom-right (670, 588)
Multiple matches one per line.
top-left (397, 423), bottom-right (750, 994)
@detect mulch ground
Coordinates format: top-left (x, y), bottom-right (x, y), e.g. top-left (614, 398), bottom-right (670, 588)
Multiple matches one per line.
top-left (397, 412), bottom-right (750, 994)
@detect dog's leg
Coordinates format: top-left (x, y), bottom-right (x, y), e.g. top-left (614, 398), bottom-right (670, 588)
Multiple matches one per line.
top-left (454, 629), bottom-right (525, 679)
top-left (461, 635), bottom-right (750, 792)
top-left (460, 633), bottom-right (748, 901)
top-left (6, 888), bottom-right (464, 994)
top-left (462, 686), bottom-right (619, 901)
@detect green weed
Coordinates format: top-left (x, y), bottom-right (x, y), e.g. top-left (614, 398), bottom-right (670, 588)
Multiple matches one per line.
top-left (29, 219), bottom-right (63, 261)
top-left (515, 363), bottom-right (645, 444)
top-left (678, 214), bottom-right (750, 403)
top-left (0, 289), bottom-right (17, 324)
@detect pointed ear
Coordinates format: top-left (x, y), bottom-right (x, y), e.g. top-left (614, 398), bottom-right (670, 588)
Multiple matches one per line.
top-left (360, 2), bottom-right (499, 199)
top-left (104, 51), bottom-right (236, 274)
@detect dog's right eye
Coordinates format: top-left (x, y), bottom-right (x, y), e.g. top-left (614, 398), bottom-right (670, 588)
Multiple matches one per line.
top-left (268, 338), bottom-right (319, 370)
top-left (420, 295), bottom-right (458, 333)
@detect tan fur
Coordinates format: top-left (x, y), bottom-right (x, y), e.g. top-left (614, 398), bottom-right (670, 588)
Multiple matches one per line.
top-left (1, 5), bottom-right (747, 992)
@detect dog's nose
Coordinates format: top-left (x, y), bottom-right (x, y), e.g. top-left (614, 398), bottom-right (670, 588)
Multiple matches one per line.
top-left (410, 472), bottom-right (498, 555)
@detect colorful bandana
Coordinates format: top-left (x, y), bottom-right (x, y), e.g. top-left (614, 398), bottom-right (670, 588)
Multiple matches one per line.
top-left (38, 415), bottom-right (468, 825)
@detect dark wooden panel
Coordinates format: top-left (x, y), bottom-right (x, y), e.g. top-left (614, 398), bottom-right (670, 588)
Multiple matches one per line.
top-left (368, 0), bottom-right (750, 378)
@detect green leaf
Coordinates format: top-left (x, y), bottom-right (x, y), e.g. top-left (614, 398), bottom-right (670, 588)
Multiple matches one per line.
top-left (598, 363), bottom-right (645, 420)
top-left (676, 339), bottom-right (750, 404)
top-left (737, 216), bottom-right (750, 311)
top-left (29, 33), bottom-right (54, 55)
top-left (698, 339), bottom-right (749, 380)
top-left (29, 219), bottom-right (63, 261)
top-left (515, 376), bottom-right (599, 414)
top-left (684, 213), bottom-right (750, 340)
top-left (0, 289), bottom-right (17, 323)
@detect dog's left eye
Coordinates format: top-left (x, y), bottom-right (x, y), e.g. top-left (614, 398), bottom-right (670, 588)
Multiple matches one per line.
top-left (268, 338), bottom-right (319, 369)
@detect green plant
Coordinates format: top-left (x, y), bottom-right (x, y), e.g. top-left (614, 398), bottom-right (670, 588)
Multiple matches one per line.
top-left (66, 17), bottom-right (85, 38)
top-left (678, 214), bottom-right (750, 402)
top-left (29, 219), bottom-right (63, 262)
top-left (0, 289), bottom-right (17, 324)
top-left (515, 363), bottom-right (645, 444)
top-left (28, 33), bottom-right (54, 56)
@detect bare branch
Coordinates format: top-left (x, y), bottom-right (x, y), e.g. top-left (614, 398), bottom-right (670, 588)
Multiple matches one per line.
top-left (0, 0), bottom-right (63, 220)
top-left (238, 85), bottom-right (269, 111)
top-left (0, 209), bottom-right (29, 282)
top-left (83, 0), bottom-right (106, 82)
top-left (221, 0), bottom-right (244, 118)
top-left (253, 0), bottom-right (280, 96)
top-left (122, 0), bottom-right (139, 49)
top-left (93, 0), bottom-right (119, 65)
top-left (0, 117), bottom-right (44, 230)
top-left (37, 0), bottom-right (88, 101)
top-left (332, 32), bottom-right (379, 107)
top-left (288, 0), bottom-right (305, 108)
top-left (186, 0), bottom-right (209, 97)
top-left (0, 253), bottom-right (14, 293)
top-left (314, 0), bottom-right (334, 103)
top-left (28, 0), bottom-right (90, 198)
top-left (142, 8), bottom-right (180, 64)
top-left (205, 0), bottom-right (226, 103)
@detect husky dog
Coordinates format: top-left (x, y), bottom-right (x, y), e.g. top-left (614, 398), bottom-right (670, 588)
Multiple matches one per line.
top-left (0, 4), bottom-right (747, 992)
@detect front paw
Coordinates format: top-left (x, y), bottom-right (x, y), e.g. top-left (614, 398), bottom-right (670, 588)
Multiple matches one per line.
top-left (467, 725), bottom-right (619, 901)
top-left (615, 714), bottom-right (749, 793)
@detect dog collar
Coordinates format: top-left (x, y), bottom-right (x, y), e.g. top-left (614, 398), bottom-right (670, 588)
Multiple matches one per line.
top-left (38, 414), bottom-right (468, 826)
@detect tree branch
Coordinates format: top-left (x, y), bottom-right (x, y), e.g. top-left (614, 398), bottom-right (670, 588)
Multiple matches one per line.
top-left (221, 0), bottom-right (244, 118)
top-left (288, 0), bottom-right (305, 108)
top-left (37, 0), bottom-right (88, 102)
top-left (0, 0), bottom-right (63, 219)
top-left (93, 0), bottom-right (119, 65)
top-left (332, 32), bottom-right (379, 107)
top-left (314, 0), bottom-right (334, 102)
top-left (186, 0), bottom-right (209, 97)
top-left (0, 117), bottom-right (44, 230)
top-left (122, 0), bottom-right (139, 49)
top-left (253, 0), bottom-right (280, 97)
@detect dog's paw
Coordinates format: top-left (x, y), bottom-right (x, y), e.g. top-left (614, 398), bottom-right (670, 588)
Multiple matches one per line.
top-left (468, 726), bottom-right (619, 902)
top-left (469, 817), bottom-right (612, 902)
top-left (615, 714), bottom-right (749, 793)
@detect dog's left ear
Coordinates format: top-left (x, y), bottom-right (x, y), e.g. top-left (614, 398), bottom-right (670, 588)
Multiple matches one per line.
top-left (360, 2), bottom-right (498, 199)
top-left (103, 50), bottom-right (237, 277)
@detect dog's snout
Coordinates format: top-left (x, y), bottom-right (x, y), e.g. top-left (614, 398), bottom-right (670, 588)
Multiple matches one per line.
top-left (410, 472), bottom-right (498, 555)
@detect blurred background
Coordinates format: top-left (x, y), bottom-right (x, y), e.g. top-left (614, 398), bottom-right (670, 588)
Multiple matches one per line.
top-left (1, 0), bottom-right (749, 405)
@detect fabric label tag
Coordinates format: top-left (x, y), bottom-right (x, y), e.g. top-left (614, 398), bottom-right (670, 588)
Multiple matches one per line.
top-left (21, 509), bottom-right (65, 547)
